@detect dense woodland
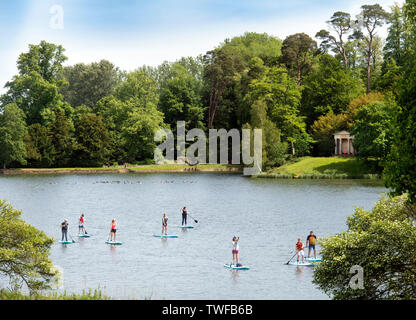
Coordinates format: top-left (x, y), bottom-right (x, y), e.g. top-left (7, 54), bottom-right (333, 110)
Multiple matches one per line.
top-left (1, 2), bottom-right (416, 193)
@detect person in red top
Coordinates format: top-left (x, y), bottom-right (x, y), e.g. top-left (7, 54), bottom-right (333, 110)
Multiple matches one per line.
top-left (296, 237), bottom-right (305, 263)
top-left (110, 219), bottom-right (117, 241)
top-left (78, 214), bottom-right (85, 235)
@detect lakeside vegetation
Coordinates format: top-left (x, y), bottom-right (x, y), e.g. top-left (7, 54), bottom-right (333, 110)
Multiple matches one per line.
top-left (0, 289), bottom-right (110, 300)
top-left (255, 157), bottom-right (381, 179)
top-left (1, 163), bottom-right (242, 174)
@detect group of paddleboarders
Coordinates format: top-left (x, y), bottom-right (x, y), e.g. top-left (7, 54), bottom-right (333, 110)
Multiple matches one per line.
top-left (295, 231), bottom-right (318, 263)
top-left (61, 212), bottom-right (318, 267)
top-left (60, 208), bottom-right (190, 241)
top-left (60, 214), bottom-right (118, 242)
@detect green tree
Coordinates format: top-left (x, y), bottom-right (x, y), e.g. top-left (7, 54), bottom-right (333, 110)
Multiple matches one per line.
top-left (384, 0), bottom-right (416, 203)
top-left (316, 11), bottom-right (353, 68)
top-left (61, 60), bottom-right (120, 108)
top-left (121, 102), bottom-right (164, 162)
top-left (158, 63), bottom-right (205, 129)
top-left (72, 112), bottom-right (113, 167)
top-left (301, 54), bottom-right (364, 127)
top-left (356, 4), bottom-right (390, 93)
top-left (311, 112), bottom-right (349, 156)
top-left (280, 33), bottom-right (317, 86)
top-left (47, 109), bottom-right (75, 167)
top-left (1, 41), bottom-right (68, 125)
top-left (313, 195), bottom-right (416, 299)
top-left (350, 101), bottom-right (396, 159)
top-left (24, 124), bottom-right (53, 168)
top-left (203, 32), bottom-right (282, 127)
top-left (0, 103), bottom-right (27, 168)
top-left (0, 200), bottom-right (58, 292)
top-left (244, 59), bottom-right (311, 155)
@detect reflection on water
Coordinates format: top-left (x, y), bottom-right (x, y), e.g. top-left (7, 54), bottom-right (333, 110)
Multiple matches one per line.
top-left (0, 173), bottom-right (387, 299)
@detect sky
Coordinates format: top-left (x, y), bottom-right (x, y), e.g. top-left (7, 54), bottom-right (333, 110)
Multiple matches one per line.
top-left (0, 0), bottom-right (403, 93)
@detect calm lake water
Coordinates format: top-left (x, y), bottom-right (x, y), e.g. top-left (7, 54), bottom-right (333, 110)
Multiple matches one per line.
top-left (0, 173), bottom-right (387, 299)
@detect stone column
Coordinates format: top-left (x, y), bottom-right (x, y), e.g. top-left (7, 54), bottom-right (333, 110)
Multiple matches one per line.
top-left (347, 138), bottom-right (350, 155)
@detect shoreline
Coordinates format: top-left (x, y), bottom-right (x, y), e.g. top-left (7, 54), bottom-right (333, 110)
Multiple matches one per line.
top-left (0, 165), bottom-right (243, 175)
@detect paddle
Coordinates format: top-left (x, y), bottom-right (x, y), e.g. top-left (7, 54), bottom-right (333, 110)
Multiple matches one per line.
top-left (285, 252), bottom-right (297, 265)
top-left (188, 213), bottom-right (198, 224)
top-left (68, 231), bottom-right (76, 243)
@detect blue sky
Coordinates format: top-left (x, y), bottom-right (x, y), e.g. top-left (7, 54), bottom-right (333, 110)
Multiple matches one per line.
top-left (0, 0), bottom-right (402, 92)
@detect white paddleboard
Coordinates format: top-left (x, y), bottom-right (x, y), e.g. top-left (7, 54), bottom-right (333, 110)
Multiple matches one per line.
top-left (224, 264), bottom-right (250, 270)
top-left (288, 261), bottom-right (313, 266)
top-left (153, 234), bottom-right (179, 238)
top-left (305, 257), bottom-right (322, 262)
top-left (105, 241), bottom-right (123, 245)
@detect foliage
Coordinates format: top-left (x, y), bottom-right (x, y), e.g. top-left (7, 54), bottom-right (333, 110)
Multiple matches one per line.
top-left (280, 33), bottom-right (317, 85)
top-left (158, 63), bottom-right (205, 129)
top-left (350, 101), bottom-right (396, 160)
top-left (311, 112), bottom-right (349, 156)
top-left (0, 103), bottom-right (27, 168)
top-left (301, 54), bottom-right (364, 127)
top-left (313, 195), bottom-right (416, 299)
top-left (61, 60), bottom-right (120, 108)
top-left (0, 200), bottom-right (58, 292)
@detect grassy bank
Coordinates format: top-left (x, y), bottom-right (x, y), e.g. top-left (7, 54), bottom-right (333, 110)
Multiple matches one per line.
top-left (255, 157), bottom-right (382, 179)
top-left (0, 289), bottom-right (110, 300)
top-left (1, 164), bottom-right (243, 175)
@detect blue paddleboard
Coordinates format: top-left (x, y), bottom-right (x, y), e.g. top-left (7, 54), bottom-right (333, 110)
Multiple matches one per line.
top-left (59, 240), bottom-right (73, 244)
top-left (288, 261), bottom-right (313, 266)
top-left (224, 264), bottom-right (250, 270)
top-left (305, 257), bottom-right (322, 262)
top-left (78, 234), bottom-right (91, 238)
top-left (105, 241), bottom-right (123, 245)
top-left (153, 234), bottom-right (179, 238)
top-left (177, 226), bottom-right (194, 229)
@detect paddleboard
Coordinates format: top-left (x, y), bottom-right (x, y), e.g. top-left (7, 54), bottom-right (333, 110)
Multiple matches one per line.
top-left (105, 241), bottom-right (123, 245)
top-left (153, 234), bottom-right (179, 238)
top-left (224, 264), bottom-right (250, 270)
top-left (305, 257), bottom-right (322, 262)
top-left (59, 240), bottom-right (73, 244)
top-left (288, 261), bottom-right (313, 266)
top-left (78, 234), bottom-right (91, 238)
top-left (177, 226), bottom-right (194, 229)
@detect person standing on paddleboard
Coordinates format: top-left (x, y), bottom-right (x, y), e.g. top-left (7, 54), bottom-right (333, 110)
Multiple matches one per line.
top-left (110, 219), bottom-right (117, 241)
top-left (296, 237), bottom-right (305, 263)
top-left (61, 219), bottom-right (69, 242)
top-left (162, 213), bottom-right (168, 235)
top-left (306, 231), bottom-right (317, 259)
top-left (232, 236), bottom-right (240, 266)
top-left (78, 214), bottom-right (85, 235)
top-left (181, 207), bottom-right (188, 226)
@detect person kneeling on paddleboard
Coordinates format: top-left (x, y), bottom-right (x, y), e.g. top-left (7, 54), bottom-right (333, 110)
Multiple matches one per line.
top-left (78, 214), bottom-right (85, 235)
top-left (232, 236), bottom-right (241, 267)
top-left (110, 219), bottom-right (117, 241)
top-left (61, 219), bottom-right (69, 242)
top-left (296, 238), bottom-right (305, 263)
top-left (162, 213), bottom-right (168, 235)
top-left (181, 207), bottom-right (188, 226)
top-left (306, 231), bottom-right (317, 259)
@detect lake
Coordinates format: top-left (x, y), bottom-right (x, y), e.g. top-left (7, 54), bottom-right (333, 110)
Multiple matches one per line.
top-left (0, 173), bottom-right (387, 299)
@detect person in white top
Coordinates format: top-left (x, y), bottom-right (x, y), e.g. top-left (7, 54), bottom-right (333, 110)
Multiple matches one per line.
top-left (232, 236), bottom-right (240, 266)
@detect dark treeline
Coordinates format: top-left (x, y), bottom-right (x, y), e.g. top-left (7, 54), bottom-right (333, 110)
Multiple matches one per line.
top-left (0, 2), bottom-right (415, 181)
